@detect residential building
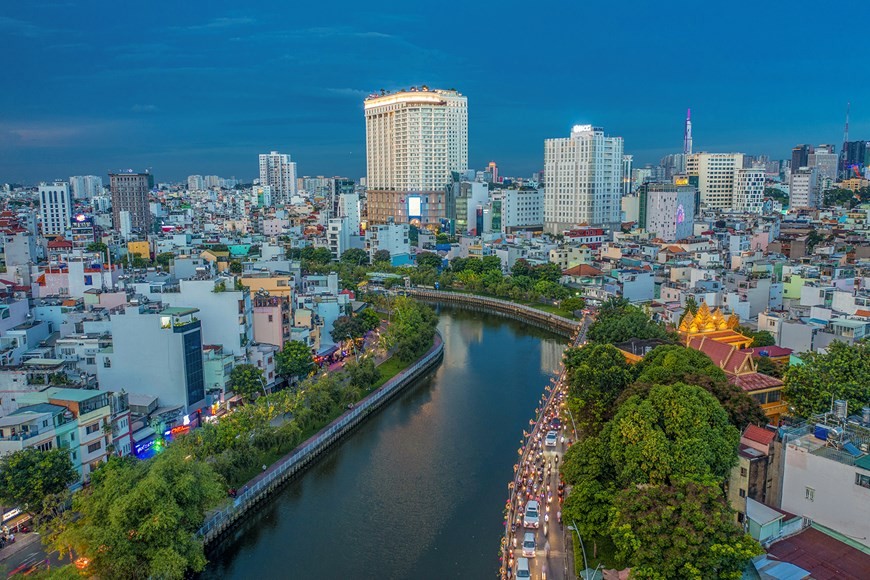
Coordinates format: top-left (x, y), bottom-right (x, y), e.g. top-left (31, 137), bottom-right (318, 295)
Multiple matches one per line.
top-left (38, 182), bottom-right (73, 236)
top-left (639, 183), bottom-right (696, 242)
top-left (364, 88), bottom-right (468, 225)
top-left (97, 304), bottom-right (206, 414)
top-left (259, 151), bottom-right (297, 205)
top-left (252, 293), bottom-right (291, 348)
top-left (493, 189), bottom-right (544, 232)
top-left (109, 172), bottom-right (152, 234)
top-left (69, 175), bottom-right (103, 199)
top-left (686, 152), bottom-right (744, 209)
top-left (544, 125), bottom-right (624, 233)
top-left (790, 167), bottom-right (819, 208)
top-left (187, 175), bottom-right (205, 191)
top-left (366, 222), bottom-right (410, 263)
top-left (734, 168), bottom-right (765, 213)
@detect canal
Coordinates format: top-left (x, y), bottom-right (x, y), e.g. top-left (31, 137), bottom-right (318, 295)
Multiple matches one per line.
top-left (203, 306), bottom-right (566, 579)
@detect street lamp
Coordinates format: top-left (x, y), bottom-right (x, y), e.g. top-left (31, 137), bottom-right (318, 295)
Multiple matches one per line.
top-left (568, 521), bottom-right (590, 579)
top-left (565, 405), bottom-right (579, 440)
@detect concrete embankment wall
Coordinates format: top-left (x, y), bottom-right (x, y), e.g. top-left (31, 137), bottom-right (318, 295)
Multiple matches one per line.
top-left (199, 332), bottom-right (444, 546)
top-left (405, 288), bottom-right (580, 337)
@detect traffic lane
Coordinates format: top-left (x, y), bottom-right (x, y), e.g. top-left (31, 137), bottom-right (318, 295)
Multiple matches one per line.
top-left (3, 539), bottom-right (64, 578)
top-left (523, 447), bottom-right (566, 580)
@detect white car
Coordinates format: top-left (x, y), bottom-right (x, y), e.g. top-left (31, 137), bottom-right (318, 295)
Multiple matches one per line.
top-left (545, 431), bottom-right (558, 447)
top-left (516, 557), bottom-right (531, 579)
top-left (523, 500), bottom-right (540, 528)
top-left (522, 532), bottom-right (536, 557)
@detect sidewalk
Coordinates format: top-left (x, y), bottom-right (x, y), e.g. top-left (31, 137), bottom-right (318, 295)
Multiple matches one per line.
top-left (0, 531), bottom-right (40, 563)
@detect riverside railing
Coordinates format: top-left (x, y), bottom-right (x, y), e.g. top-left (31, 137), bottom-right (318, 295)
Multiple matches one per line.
top-left (406, 288), bottom-right (580, 335)
top-left (197, 332), bottom-right (444, 543)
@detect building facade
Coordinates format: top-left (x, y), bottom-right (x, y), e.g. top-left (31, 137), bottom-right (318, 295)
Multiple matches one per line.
top-left (109, 172), bottom-right (152, 234)
top-left (734, 168), bottom-right (766, 213)
top-left (544, 125), bottom-right (624, 233)
top-left (364, 88), bottom-right (468, 226)
top-left (641, 184), bottom-right (696, 242)
top-left (687, 153), bottom-right (744, 209)
top-left (38, 182), bottom-right (73, 236)
top-left (259, 151), bottom-right (298, 205)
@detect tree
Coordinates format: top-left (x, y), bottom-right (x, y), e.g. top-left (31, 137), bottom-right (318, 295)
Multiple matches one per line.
top-left (629, 345), bottom-right (766, 429)
top-left (86, 241), bottom-right (109, 261)
top-left (563, 344), bottom-right (634, 436)
top-left (50, 449), bottom-right (224, 580)
top-left (755, 355), bottom-right (783, 379)
top-left (385, 297), bottom-right (438, 362)
top-left (683, 295), bottom-right (699, 317)
top-left (331, 316), bottom-right (366, 343)
top-left (373, 249), bottom-right (391, 264)
top-left (0, 448), bottom-right (77, 514)
top-left (764, 187), bottom-right (789, 205)
top-left (346, 357), bottom-right (380, 391)
top-left (608, 383), bottom-right (739, 487)
top-left (560, 297), bottom-right (585, 314)
top-left (560, 437), bottom-right (617, 540)
top-left (749, 330), bottom-right (775, 347)
top-left (155, 252), bottom-right (174, 268)
top-left (609, 481), bottom-right (762, 579)
top-left (784, 341), bottom-right (870, 417)
top-left (276, 340), bottom-right (314, 382)
top-left (357, 308), bottom-right (381, 332)
top-left (587, 298), bottom-right (669, 344)
top-left (415, 251), bottom-right (443, 270)
top-left (228, 364), bottom-right (266, 402)
top-left (131, 255), bottom-right (150, 269)
top-left (228, 260), bottom-right (243, 274)
top-left (340, 248), bottom-right (369, 266)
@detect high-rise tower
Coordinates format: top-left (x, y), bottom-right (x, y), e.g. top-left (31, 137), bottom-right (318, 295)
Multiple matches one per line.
top-left (258, 151), bottom-right (297, 205)
top-left (683, 108), bottom-right (693, 155)
top-left (364, 87), bottom-right (468, 226)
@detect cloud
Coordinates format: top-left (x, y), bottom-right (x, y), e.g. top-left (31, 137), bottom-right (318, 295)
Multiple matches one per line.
top-left (172, 16), bottom-right (256, 32)
top-left (131, 104), bottom-right (158, 113)
top-left (326, 88), bottom-right (372, 99)
top-left (0, 120), bottom-right (126, 148)
top-left (0, 16), bottom-right (51, 38)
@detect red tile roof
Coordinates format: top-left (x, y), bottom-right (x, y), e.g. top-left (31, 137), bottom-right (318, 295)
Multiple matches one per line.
top-left (562, 264), bottom-right (603, 277)
top-left (767, 527), bottom-right (870, 580)
top-left (744, 345), bottom-right (794, 358)
top-left (854, 309), bottom-right (870, 318)
top-left (687, 335), bottom-right (755, 375)
top-left (743, 424), bottom-right (775, 446)
top-left (729, 373), bottom-right (784, 392)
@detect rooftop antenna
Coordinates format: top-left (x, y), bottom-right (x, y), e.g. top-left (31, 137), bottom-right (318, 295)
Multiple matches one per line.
top-left (683, 108), bottom-right (693, 156)
top-left (840, 102), bottom-right (851, 178)
top-left (843, 101), bottom-right (850, 145)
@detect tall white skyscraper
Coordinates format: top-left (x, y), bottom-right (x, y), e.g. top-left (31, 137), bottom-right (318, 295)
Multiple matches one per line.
top-left (187, 175), bottom-right (205, 191)
top-left (734, 167), bottom-right (765, 213)
top-left (364, 88), bottom-right (468, 225)
top-left (790, 167), bottom-right (819, 208)
top-left (39, 182), bottom-right (73, 236)
top-left (258, 151), bottom-right (297, 204)
top-left (543, 125), bottom-right (624, 234)
top-left (686, 153), bottom-right (744, 209)
top-left (69, 175), bottom-right (103, 199)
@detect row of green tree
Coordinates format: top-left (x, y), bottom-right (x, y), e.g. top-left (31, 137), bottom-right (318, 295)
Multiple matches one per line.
top-left (0, 300), bottom-right (439, 579)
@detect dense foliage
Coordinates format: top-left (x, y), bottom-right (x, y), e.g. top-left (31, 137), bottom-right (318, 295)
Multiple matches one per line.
top-left (228, 363), bottom-right (267, 402)
top-left (559, 339), bottom-right (759, 576)
top-left (384, 296), bottom-right (438, 362)
top-left (784, 341), bottom-right (870, 417)
top-left (586, 297), bottom-right (669, 344)
top-left (275, 340), bottom-right (315, 382)
top-left (49, 448), bottom-right (224, 580)
top-left (0, 448), bottom-right (78, 515)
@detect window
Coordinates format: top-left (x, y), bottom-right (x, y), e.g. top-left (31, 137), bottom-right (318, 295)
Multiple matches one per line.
top-left (103, 358), bottom-right (112, 368)
top-left (805, 487), bottom-right (815, 502)
top-left (856, 473), bottom-right (870, 489)
top-left (740, 467), bottom-right (748, 477)
top-left (87, 441), bottom-right (101, 453)
top-left (85, 422), bottom-right (100, 435)
top-left (739, 489), bottom-right (746, 498)
top-left (268, 315), bottom-right (273, 322)
top-left (86, 357), bottom-right (95, 365)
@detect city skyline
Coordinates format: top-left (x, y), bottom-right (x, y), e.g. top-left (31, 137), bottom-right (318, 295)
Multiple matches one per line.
top-left (2, 1), bottom-right (869, 183)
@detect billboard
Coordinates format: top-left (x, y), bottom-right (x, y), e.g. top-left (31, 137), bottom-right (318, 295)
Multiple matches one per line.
top-left (408, 196), bottom-right (422, 218)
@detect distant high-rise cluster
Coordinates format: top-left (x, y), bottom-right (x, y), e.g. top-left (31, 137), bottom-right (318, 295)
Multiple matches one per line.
top-left (109, 171), bottom-right (152, 236)
top-left (69, 175), bottom-right (103, 199)
top-left (364, 87), bottom-right (468, 226)
top-left (543, 125), bottom-right (624, 233)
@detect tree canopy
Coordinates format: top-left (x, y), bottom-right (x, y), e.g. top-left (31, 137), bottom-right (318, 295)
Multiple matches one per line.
top-left (610, 481), bottom-right (762, 580)
top-left (340, 248), bottom-right (369, 266)
top-left (229, 363), bottom-right (266, 402)
top-left (0, 448), bottom-right (78, 514)
top-left (563, 344), bottom-right (634, 436)
top-left (331, 315), bottom-right (367, 343)
top-left (415, 251), bottom-right (443, 270)
top-left (587, 297), bottom-right (669, 344)
top-left (385, 297), bottom-right (438, 362)
top-left (275, 340), bottom-right (314, 381)
top-left (50, 449), bottom-right (224, 580)
top-left (784, 341), bottom-right (870, 417)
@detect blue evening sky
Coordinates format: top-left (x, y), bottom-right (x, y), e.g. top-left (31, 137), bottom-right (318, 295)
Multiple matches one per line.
top-left (1, 0), bottom-right (867, 183)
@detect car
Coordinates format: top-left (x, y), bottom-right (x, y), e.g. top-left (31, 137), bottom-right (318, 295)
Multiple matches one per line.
top-left (516, 557), bottom-right (531, 579)
top-left (522, 532), bottom-right (536, 557)
top-left (523, 500), bottom-right (540, 528)
top-left (550, 417), bottom-right (562, 430)
top-left (545, 431), bottom-right (558, 447)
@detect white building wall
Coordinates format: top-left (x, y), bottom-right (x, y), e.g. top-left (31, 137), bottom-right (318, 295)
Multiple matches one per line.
top-left (734, 168), bottom-right (765, 213)
top-left (691, 153), bottom-right (744, 209)
top-left (39, 182), bottom-right (73, 236)
top-left (780, 441), bottom-right (870, 549)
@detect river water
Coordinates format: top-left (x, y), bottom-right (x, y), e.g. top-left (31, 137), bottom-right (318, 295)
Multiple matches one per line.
top-left (203, 306), bottom-right (566, 579)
